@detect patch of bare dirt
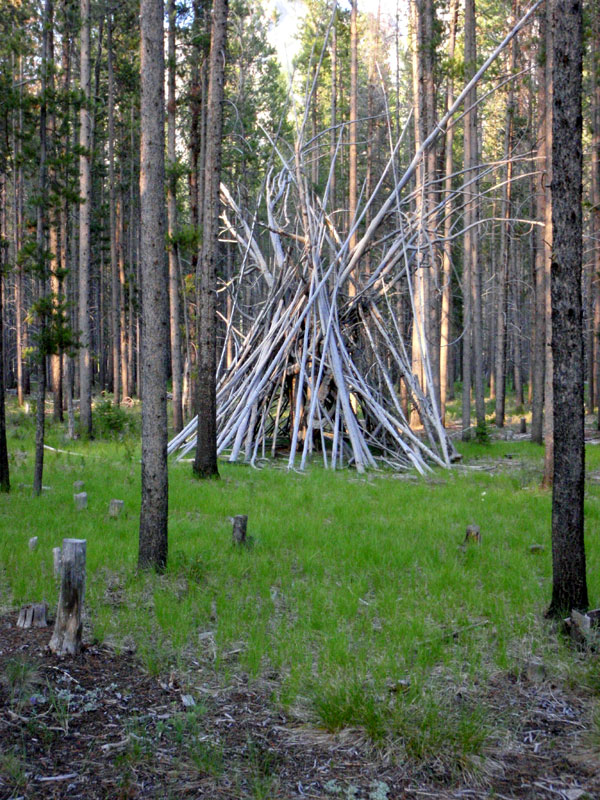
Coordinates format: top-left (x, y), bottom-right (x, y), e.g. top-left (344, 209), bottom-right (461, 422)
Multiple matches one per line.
top-left (1, 613), bottom-right (599, 799)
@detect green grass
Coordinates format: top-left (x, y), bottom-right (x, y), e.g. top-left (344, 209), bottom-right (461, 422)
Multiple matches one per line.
top-left (2, 395), bottom-right (600, 770)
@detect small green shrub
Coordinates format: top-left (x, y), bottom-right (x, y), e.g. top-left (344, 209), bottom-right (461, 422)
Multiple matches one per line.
top-left (94, 399), bottom-right (136, 439)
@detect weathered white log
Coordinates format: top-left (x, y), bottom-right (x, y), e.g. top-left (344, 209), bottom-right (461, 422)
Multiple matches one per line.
top-left (232, 515), bottom-right (248, 545)
top-left (53, 547), bottom-right (62, 578)
top-left (48, 538), bottom-right (87, 656)
top-left (17, 602), bottom-right (48, 628)
top-left (28, 536), bottom-right (38, 551)
top-left (74, 492), bottom-right (88, 510)
top-left (108, 499), bottom-right (124, 518)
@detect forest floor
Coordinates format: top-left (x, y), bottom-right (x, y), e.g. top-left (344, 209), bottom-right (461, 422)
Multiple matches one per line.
top-left (2, 400), bottom-right (600, 798)
top-left (2, 609), bottom-right (600, 799)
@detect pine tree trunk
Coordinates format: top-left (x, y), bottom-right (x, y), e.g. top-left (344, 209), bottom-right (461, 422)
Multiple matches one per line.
top-left (462, 0), bottom-right (478, 438)
top-left (138, 0), bottom-right (169, 570)
top-left (167, 0), bottom-right (183, 433)
top-left (531, 14), bottom-right (547, 445)
top-left (542, 0), bottom-right (554, 487)
top-left (440, 0), bottom-right (458, 425)
top-left (0, 177), bottom-right (10, 493)
top-left (591, 0), bottom-right (600, 426)
top-left (193, 0), bottom-right (228, 479)
top-left (108, 12), bottom-right (120, 405)
top-left (78, 0), bottom-right (92, 436)
top-left (348, 0), bottom-right (358, 294)
top-left (494, 30), bottom-right (516, 428)
top-left (547, 0), bottom-right (587, 616)
top-left (330, 9), bottom-right (337, 218)
top-left (34, 0), bottom-right (51, 496)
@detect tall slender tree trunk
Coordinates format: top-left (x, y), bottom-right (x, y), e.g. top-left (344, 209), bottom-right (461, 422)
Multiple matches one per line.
top-left (193, 0), bottom-right (228, 479)
top-left (78, 0), bottom-right (92, 436)
top-left (348, 0), bottom-right (358, 293)
top-left (591, 0), bottom-right (600, 427)
top-left (139, 0), bottom-right (169, 570)
top-left (0, 176), bottom-right (10, 493)
top-left (107, 10), bottom-right (120, 405)
top-left (462, 0), bottom-right (480, 438)
top-left (547, 0), bottom-right (587, 616)
top-left (410, 0), bottom-right (427, 425)
top-left (14, 55), bottom-right (25, 407)
top-left (47, 11), bottom-right (62, 423)
top-left (440, 0), bottom-right (458, 424)
top-left (494, 24), bottom-right (516, 428)
top-left (531, 12), bottom-right (547, 444)
top-left (167, 0), bottom-right (183, 433)
top-left (542, 0), bottom-right (554, 486)
top-left (117, 187), bottom-right (129, 397)
top-left (34, 0), bottom-right (51, 496)
top-left (330, 8), bottom-right (337, 217)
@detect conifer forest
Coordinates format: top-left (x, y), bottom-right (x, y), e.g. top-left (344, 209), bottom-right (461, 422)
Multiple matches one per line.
top-left (0, 0), bottom-right (600, 797)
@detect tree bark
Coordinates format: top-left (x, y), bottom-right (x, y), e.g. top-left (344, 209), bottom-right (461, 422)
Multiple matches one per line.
top-left (107, 10), bottom-right (120, 406)
top-left (193, 0), bottom-right (229, 479)
top-left (348, 0), bottom-right (358, 294)
top-left (78, 0), bottom-right (92, 436)
top-left (33, 0), bottom-right (51, 497)
top-left (531, 12), bottom-right (547, 445)
top-left (138, 0), bottom-right (169, 570)
top-left (0, 176), bottom-right (10, 493)
top-left (547, 0), bottom-right (588, 616)
top-left (542, 0), bottom-right (554, 486)
top-left (439, 0), bottom-right (458, 424)
top-left (591, 0), bottom-right (600, 426)
top-left (494, 19), bottom-right (516, 429)
top-left (167, 0), bottom-right (184, 433)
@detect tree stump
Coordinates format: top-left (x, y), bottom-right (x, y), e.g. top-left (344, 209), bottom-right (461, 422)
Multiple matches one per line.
top-left (17, 603), bottom-right (48, 629)
top-left (232, 515), bottom-right (248, 545)
top-left (109, 499), bottom-right (124, 518)
top-left (74, 492), bottom-right (88, 510)
top-left (48, 538), bottom-right (87, 656)
top-left (464, 524), bottom-right (481, 544)
top-left (28, 536), bottom-right (38, 551)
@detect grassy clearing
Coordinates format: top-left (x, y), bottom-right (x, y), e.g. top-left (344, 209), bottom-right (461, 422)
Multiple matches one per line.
top-left (2, 396), bottom-right (600, 772)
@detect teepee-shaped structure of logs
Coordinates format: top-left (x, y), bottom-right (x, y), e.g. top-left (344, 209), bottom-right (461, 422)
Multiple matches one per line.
top-left (169, 4), bottom-right (539, 473)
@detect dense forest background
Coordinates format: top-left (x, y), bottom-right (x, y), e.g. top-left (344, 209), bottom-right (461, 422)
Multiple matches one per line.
top-left (0, 0), bottom-right (598, 470)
